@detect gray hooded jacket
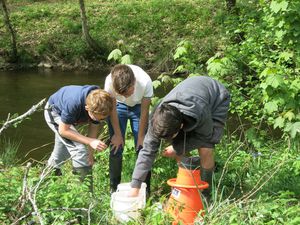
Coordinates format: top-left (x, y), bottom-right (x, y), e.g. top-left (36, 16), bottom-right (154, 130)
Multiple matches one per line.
top-left (131, 76), bottom-right (230, 188)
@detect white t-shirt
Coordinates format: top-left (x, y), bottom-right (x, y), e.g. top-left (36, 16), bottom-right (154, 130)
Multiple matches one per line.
top-left (104, 65), bottom-right (153, 107)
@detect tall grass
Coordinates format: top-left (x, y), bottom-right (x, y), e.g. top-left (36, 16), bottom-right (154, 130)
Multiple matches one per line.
top-left (0, 137), bottom-right (21, 167)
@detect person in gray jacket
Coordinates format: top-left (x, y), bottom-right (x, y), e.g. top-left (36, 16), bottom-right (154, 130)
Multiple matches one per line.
top-left (128, 76), bottom-right (230, 199)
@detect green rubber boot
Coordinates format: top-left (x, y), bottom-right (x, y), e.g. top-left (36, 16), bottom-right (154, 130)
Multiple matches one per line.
top-left (73, 166), bottom-right (93, 193)
top-left (201, 167), bottom-right (214, 204)
top-left (109, 154), bottom-right (122, 194)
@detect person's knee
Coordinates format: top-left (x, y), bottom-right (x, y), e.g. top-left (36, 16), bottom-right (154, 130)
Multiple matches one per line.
top-left (199, 148), bottom-right (213, 158)
top-left (198, 147), bottom-right (214, 169)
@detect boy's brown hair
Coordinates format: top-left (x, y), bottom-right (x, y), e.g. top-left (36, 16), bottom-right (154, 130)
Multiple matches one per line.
top-left (152, 103), bottom-right (183, 139)
top-left (86, 89), bottom-right (113, 117)
top-left (111, 64), bottom-right (135, 95)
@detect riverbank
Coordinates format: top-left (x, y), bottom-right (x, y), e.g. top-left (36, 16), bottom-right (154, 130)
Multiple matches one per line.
top-left (0, 58), bottom-right (109, 71)
top-left (0, 0), bottom-right (224, 71)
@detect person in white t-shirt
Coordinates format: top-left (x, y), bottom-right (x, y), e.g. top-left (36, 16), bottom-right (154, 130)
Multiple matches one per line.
top-left (104, 64), bottom-right (153, 194)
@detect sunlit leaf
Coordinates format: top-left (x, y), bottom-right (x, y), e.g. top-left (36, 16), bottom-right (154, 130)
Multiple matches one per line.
top-left (290, 78), bottom-right (300, 92)
top-left (107, 49), bottom-right (122, 61)
top-left (260, 67), bottom-right (275, 78)
top-left (270, 1), bottom-right (288, 13)
top-left (265, 75), bottom-right (283, 88)
top-left (290, 122), bottom-right (300, 138)
top-left (207, 59), bottom-right (222, 75)
top-left (152, 80), bottom-right (161, 89)
top-left (120, 54), bottom-right (132, 64)
top-left (173, 65), bottom-right (185, 73)
top-left (174, 46), bottom-right (187, 60)
top-left (284, 111), bottom-right (295, 121)
top-left (161, 75), bottom-right (172, 84)
top-left (264, 101), bottom-right (278, 114)
top-left (275, 30), bottom-right (285, 39)
top-left (274, 116), bottom-right (285, 129)
top-left (279, 51), bottom-right (293, 61)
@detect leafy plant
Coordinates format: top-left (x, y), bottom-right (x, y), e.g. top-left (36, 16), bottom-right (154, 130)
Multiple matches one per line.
top-left (107, 48), bottom-right (132, 65)
top-left (0, 137), bottom-right (21, 167)
top-left (206, 0), bottom-right (300, 141)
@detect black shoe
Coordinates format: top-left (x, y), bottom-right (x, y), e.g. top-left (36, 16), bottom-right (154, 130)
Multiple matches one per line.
top-left (54, 168), bottom-right (62, 176)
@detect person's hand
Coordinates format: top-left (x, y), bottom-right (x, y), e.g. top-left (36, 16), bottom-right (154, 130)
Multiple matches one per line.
top-left (110, 134), bottom-right (123, 154)
top-left (89, 139), bottom-right (107, 151)
top-left (162, 145), bottom-right (176, 157)
top-left (128, 188), bottom-right (140, 197)
top-left (163, 145), bottom-right (182, 162)
top-left (136, 145), bottom-right (143, 152)
top-left (136, 136), bottom-right (144, 151)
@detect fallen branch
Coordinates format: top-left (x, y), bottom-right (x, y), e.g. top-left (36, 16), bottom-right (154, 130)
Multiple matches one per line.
top-left (18, 162), bottom-right (32, 211)
top-left (24, 142), bottom-right (54, 159)
top-left (0, 98), bottom-right (46, 135)
top-left (12, 207), bottom-right (89, 225)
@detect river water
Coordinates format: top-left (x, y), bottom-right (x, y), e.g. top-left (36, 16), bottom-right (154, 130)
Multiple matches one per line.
top-left (0, 68), bottom-right (109, 163)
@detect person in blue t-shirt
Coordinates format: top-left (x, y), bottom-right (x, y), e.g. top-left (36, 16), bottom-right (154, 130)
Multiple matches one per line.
top-left (44, 85), bottom-right (113, 191)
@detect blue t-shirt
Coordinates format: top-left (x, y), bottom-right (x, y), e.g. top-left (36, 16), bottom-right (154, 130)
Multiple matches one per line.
top-left (48, 85), bottom-right (99, 124)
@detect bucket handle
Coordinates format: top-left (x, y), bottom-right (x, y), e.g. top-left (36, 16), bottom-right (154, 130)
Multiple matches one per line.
top-left (110, 193), bottom-right (115, 209)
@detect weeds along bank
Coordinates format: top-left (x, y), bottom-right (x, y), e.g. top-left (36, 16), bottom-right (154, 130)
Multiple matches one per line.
top-left (0, 0), bottom-right (223, 70)
top-left (0, 131), bottom-right (299, 224)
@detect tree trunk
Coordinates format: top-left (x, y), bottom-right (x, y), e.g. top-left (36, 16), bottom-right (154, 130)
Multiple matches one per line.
top-left (0, 0), bottom-right (18, 62)
top-left (78, 0), bottom-right (100, 53)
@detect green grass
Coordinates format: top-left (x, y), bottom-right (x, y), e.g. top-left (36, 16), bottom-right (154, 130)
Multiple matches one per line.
top-left (0, 137), bottom-right (21, 167)
top-left (0, 0), bottom-right (225, 68)
top-left (0, 135), bottom-right (299, 224)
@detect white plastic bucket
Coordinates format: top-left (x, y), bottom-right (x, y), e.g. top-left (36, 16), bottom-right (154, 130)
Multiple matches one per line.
top-left (110, 182), bottom-right (147, 223)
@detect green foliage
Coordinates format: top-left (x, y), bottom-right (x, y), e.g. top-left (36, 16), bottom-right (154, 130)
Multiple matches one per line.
top-left (204, 191), bottom-right (300, 225)
top-left (60, 18), bottom-right (82, 34)
top-left (206, 0), bottom-right (300, 141)
top-left (0, 167), bottom-right (23, 223)
top-left (0, 138), bottom-right (21, 167)
top-left (0, 0), bottom-right (223, 66)
top-left (107, 48), bottom-right (133, 65)
top-left (1, 1), bottom-right (300, 224)
top-left (153, 40), bottom-right (205, 94)
top-left (0, 127), bottom-right (299, 224)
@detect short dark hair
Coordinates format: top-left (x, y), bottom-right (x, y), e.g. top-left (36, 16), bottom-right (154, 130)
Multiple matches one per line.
top-left (152, 103), bottom-right (183, 139)
top-left (111, 64), bottom-right (135, 95)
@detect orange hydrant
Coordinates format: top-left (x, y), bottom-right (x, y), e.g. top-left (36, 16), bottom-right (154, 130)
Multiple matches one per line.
top-left (166, 157), bottom-right (209, 225)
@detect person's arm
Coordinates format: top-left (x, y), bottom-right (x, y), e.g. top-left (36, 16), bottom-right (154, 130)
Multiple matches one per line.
top-left (109, 98), bottom-right (124, 151)
top-left (58, 122), bottom-right (107, 151)
top-left (136, 97), bottom-right (151, 149)
top-left (129, 126), bottom-right (161, 196)
top-left (86, 122), bottom-right (100, 166)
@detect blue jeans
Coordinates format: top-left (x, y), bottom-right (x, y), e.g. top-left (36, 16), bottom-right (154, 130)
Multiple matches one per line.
top-left (108, 102), bottom-right (141, 155)
top-left (108, 102), bottom-right (151, 193)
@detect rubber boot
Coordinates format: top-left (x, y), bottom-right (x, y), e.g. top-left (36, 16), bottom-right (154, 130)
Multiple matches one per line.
top-left (200, 167), bottom-right (214, 204)
top-left (73, 166), bottom-right (93, 193)
top-left (109, 154), bottom-right (122, 194)
top-left (54, 168), bottom-right (62, 176)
